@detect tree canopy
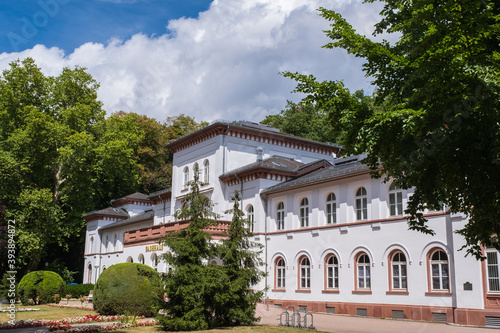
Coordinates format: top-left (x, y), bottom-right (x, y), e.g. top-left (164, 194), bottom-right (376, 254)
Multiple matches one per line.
top-left (284, 0), bottom-right (500, 257)
top-left (0, 58), bottom-right (204, 280)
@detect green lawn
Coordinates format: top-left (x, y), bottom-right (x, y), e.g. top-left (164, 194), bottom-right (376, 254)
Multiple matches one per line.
top-left (113, 326), bottom-right (322, 333)
top-left (0, 305), bottom-right (98, 322)
top-left (2, 306), bottom-right (328, 333)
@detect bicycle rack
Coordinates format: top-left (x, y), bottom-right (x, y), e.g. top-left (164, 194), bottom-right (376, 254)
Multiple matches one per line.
top-left (278, 305), bottom-right (315, 329)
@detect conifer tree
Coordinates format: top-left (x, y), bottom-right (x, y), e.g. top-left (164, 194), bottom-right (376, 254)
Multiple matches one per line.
top-left (159, 165), bottom-right (217, 331)
top-left (215, 191), bottom-right (264, 326)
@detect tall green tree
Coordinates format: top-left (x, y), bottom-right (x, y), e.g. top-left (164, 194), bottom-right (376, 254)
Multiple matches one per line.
top-left (284, 1), bottom-right (500, 257)
top-left (159, 165), bottom-right (218, 331)
top-left (260, 101), bottom-right (337, 143)
top-left (215, 191), bottom-right (264, 326)
top-left (0, 58), bottom-right (142, 277)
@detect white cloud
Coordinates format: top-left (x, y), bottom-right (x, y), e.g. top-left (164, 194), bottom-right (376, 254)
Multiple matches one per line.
top-left (0, 0), bottom-right (386, 123)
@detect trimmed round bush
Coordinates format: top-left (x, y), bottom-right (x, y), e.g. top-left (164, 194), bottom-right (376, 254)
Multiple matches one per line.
top-left (93, 263), bottom-right (163, 317)
top-left (18, 271), bottom-right (65, 305)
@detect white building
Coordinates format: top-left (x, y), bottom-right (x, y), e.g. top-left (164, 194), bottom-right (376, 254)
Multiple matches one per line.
top-left (83, 120), bottom-right (500, 327)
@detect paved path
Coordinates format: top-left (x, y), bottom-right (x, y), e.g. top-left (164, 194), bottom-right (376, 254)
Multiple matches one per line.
top-left (255, 304), bottom-right (489, 333)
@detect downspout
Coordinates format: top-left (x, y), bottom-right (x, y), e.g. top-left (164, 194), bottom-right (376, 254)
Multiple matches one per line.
top-left (263, 193), bottom-right (268, 307)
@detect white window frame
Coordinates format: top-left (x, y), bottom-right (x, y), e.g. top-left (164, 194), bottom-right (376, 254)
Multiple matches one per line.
top-left (430, 250), bottom-right (449, 291)
top-left (247, 205), bottom-right (254, 232)
top-left (276, 201), bottom-right (285, 230)
top-left (299, 256), bottom-right (311, 289)
top-left (486, 248), bottom-right (500, 292)
top-left (356, 187), bottom-right (368, 220)
top-left (326, 255), bottom-right (339, 289)
top-left (203, 159), bottom-right (210, 184)
top-left (357, 254), bottom-right (371, 290)
top-left (389, 183), bottom-right (403, 216)
top-left (299, 198), bottom-right (309, 227)
top-left (183, 166), bottom-right (189, 189)
top-left (326, 192), bottom-right (336, 224)
top-left (391, 252), bottom-right (407, 290)
top-left (276, 258), bottom-right (286, 289)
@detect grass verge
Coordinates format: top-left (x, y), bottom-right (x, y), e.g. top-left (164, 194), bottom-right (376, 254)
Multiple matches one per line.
top-left (0, 305), bottom-right (99, 322)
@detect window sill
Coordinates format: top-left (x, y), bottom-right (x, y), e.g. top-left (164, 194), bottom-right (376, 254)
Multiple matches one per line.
top-left (295, 289), bottom-right (311, 293)
top-left (272, 288), bottom-right (286, 292)
top-left (322, 289), bottom-right (339, 294)
top-left (386, 290), bottom-right (409, 295)
top-left (425, 291), bottom-right (452, 296)
top-left (352, 290), bottom-right (372, 295)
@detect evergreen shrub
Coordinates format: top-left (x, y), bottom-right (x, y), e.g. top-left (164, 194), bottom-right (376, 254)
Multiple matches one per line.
top-left (93, 263), bottom-right (163, 317)
top-left (18, 271), bottom-right (65, 305)
top-left (64, 283), bottom-right (94, 298)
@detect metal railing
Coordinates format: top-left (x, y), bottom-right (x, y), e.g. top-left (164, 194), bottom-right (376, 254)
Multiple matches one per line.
top-left (278, 306), bottom-right (314, 329)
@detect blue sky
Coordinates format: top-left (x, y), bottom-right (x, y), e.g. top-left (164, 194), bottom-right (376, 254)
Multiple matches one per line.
top-left (1, 0), bottom-right (212, 53)
top-left (0, 0), bottom-right (383, 123)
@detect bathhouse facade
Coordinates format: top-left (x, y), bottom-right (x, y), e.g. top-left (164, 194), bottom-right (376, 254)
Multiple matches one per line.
top-left (83, 120), bottom-right (500, 327)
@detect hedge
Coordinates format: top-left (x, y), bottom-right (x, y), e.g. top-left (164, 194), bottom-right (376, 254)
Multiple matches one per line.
top-left (18, 271), bottom-right (65, 305)
top-left (93, 263), bottom-right (163, 317)
top-left (64, 284), bottom-right (95, 298)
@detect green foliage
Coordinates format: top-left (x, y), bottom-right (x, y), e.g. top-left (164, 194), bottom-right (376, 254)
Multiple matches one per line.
top-left (159, 165), bottom-right (218, 331)
top-left (17, 270), bottom-right (65, 305)
top-left (93, 263), bottom-right (163, 317)
top-left (260, 101), bottom-right (337, 143)
top-left (64, 283), bottom-right (94, 299)
top-left (46, 258), bottom-right (78, 284)
top-left (159, 174), bottom-right (263, 330)
top-left (215, 191), bottom-right (264, 326)
top-left (285, 1), bottom-right (500, 258)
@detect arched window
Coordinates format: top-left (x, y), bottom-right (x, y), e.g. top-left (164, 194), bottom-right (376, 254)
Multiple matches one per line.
top-left (486, 247), bottom-right (500, 292)
top-left (325, 255), bottom-right (339, 289)
top-left (390, 252), bottom-right (407, 290)
top-left (183, 166), bottom-right (189, 189)
top-left (247, 205), bottom-right (255, 232)
top-left (357, 253), bottom-right (371, 290)
top-left (138, 254), bottom-right (145, 265)
top-left (299, 198), bottom-right (309, 227)
top-left (355, 187), bottom-right (367, 220)
top-left (203, 160), bottom-right (210, 184)
top-left (151, 253), bottom-right (158, 271)
top-left (299, 256), bottom-right (311, 289)
top-left (126, 256), bottom-right (133, 263)
top-left (430, 250), bottom-right (449, 291)
top-left (326, 193), bottom-right (336, 224)
top-left (105, 235), bottom-right (109, 252)
top-left (275, 258), bottom-right (286, 289)
top-left (193, 162), bottom-right (199, 176)
top-left (87, 263), bottom-right (92, 284)
top-left (389, 183), bottom-right (403, 216)
top-left (89, 236), bottom-right (94, 254)
top-left (102, 265), bottom-right (106, 271)
top-left (113, 233), bottom-right (117, 251)
top-left (276, 202), bottom-right (285, 230)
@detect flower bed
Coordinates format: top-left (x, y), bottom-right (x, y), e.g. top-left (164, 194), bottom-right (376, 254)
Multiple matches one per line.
top-left (1, 315), bottom-right (158, 332)
top-left (0, 307), bottom-right (40, 312)
top-left (47, 304), bottom-right (94, 311)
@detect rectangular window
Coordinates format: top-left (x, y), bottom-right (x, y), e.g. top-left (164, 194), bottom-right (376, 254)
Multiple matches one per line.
top-left (488, 251), bottom-right (500, 292)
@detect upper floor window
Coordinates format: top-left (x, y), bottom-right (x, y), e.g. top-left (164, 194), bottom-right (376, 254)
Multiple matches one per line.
top-left (275, 257), bottom-right (286, 289)
top-left (203, 159), bottom-right (210, 184)
top-left (486, 248), bottom-right (500, 292)
top-left (151, 253), bottom-right (158, 271)
top-left (357, 253), bottom-right (371, 290)
top-left (247, 205), bottom-right (254, 232)
top-left (299, 198), bottom-right (309, 227)
top-left (183, 167), bottom-right (189, 189)
top-left (276, 202), bottom-right (285, 230)
top-left (299, 256), bottom-right (311, 289)
top-left (355, 187), bottom-right (367, 220)
top-left (89, 236), bottom-right (94, 254)
top-left (138, 254), bottom-right (145, 265)
top-left (389, 183), bottom-right (403, 216)
top-left (113, 233), bottom-right (117, 251)
top-left (430, 249), bottom-right (449, 291)
top-left (325, 255), bottom-right (339, 289)
top-left (391, 252), bottom-right (407, 290)
top-left (326, 193), bottom-right (336, 224)
top-left (105, 235), bottom-right (109, 252)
